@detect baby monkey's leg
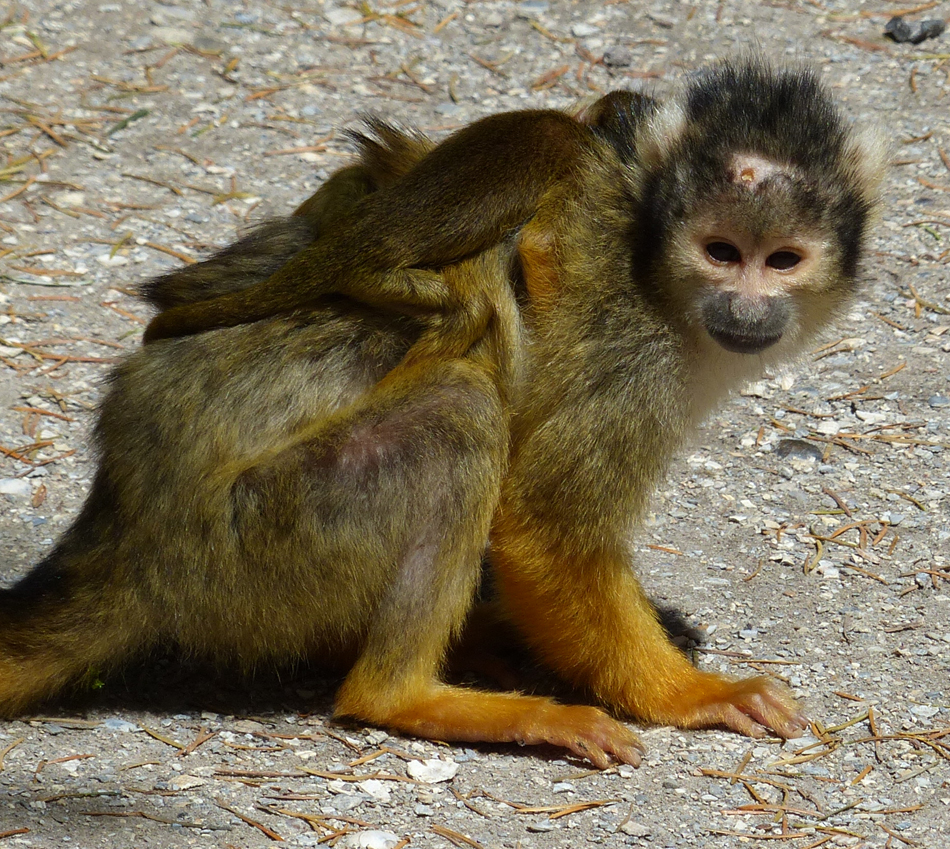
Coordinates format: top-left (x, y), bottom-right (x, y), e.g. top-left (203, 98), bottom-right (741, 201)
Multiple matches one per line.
top-left (143, 123), bottom-right (433, 313)
top-left (141, 166), bottom-right (376, 311)
top-left (142, 110), bottom-right (595, 343)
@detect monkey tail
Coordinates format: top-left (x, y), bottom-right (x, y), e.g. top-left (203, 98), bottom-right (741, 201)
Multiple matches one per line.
top-left (0, 535), bottom-right (149, 717)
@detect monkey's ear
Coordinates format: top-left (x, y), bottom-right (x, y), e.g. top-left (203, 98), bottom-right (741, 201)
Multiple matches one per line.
top-left (574, 91), bottom-right (659, 165)
top-left (572, 94), bottom-right (604, 125)
top-left (842, 123), bottom-right (890, 203)
top-left (636, 98), bottom-right (688, 172)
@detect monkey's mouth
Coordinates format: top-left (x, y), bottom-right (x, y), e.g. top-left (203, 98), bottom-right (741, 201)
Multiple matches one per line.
top-left (707, 328), bottom-right (783, 355)
top-left (700, 293), bottom-right (790, 355)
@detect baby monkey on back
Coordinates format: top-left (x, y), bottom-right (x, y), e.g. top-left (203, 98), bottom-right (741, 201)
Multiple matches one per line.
top-left (0, 61), bottom-right (885, 767)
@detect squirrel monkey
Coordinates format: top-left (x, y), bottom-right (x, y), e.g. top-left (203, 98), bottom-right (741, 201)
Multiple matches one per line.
top-left (0, 62), bottom-right (886, 768)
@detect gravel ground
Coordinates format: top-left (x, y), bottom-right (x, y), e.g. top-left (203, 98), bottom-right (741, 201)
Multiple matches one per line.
top-left (1, 1), bottom-right (949, 847)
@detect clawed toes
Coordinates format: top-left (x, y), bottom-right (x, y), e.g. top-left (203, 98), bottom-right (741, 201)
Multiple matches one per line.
top-left (729, 678), bottom-right (808, 740)
top-left (616, 739), bottom-right (644, 768)
top-left (576, 737), bottom-right (642, 770)
top-left (775, 708), bottom-right (810, 739)
top-left (572, 739), bottom-right (612, 770)
top-left (595, 717), bottom-right (645, 768)
top-left (565, 713), bottom-right (644, 769)
top-left (608, 730), bottom-right (644, 768)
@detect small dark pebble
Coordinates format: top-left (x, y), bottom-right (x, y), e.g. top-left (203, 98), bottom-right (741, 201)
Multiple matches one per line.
top-left (928, 395), bottom-right (949, 408)
top-left (917, 19), bottom-right (947, 42)
top-left (603, 46), bottom-right (633, 67)
top-left (775, 438), bottom-right (824, 461)
top-left (192, 34), bottom-right (229, 54)
top-left (885, 15), bottom-right (946, 44)
top-left (885, 16), bottom-right (913, 42)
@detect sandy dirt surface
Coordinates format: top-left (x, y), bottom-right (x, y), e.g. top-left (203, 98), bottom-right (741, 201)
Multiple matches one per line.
top-left (1, 1), bottom-right (948, 847)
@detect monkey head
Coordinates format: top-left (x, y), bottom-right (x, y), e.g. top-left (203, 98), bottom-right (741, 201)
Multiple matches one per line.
top-left (632, 61), bottom-right (888, 360)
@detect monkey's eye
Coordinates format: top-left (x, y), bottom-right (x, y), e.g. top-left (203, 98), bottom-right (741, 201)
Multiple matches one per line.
top-left (706, 242), bottom-right (741, 264)
top-left (766, 251), bottom-right (801, 270)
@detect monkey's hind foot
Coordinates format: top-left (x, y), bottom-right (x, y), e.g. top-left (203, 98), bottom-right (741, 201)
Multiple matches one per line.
top-left (336, 683), bottom-right (644, 769)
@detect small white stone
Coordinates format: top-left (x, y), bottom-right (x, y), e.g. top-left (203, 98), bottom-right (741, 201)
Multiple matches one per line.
top-left (855, 410), bottom-right (887, 424)
top-left (815, 561), bottom-right (840, 579)
top-left (571, 22), bottom-right (599, 37)
top-left (516, 1), bottom-right (549, 18)
top-left (620, 821), bottom-right (651, 837)
top-left (340, 830), bottom-right (400, 849)
top-left (150, 27), bottom-right (192, 45)
top-left (527, 820), bottom-right (555, 832)
top-left (742, 381), bottom-right (770, 398)
top-left (406, 758), bottom-right (459, 783)
top-left (358, 779), bottom-right (391, 802)
top-left (365, 730), bottom-right (389, 745)
top-left (96, 254), bottom-right (129, 267)
top-left (326, 7), bottom-right (363, 26)
top-left (170, 775), bottom-right (207, 790)
top-left (102, 718), bottom-right (140, 732)
top-left (0, 479), bottom-right (32, 497)
top-left (52, 191), bottom-right (86, 207)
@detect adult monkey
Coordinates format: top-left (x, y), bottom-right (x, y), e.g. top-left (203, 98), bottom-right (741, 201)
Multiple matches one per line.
top-left (1, 62), bottom-right (886, 767)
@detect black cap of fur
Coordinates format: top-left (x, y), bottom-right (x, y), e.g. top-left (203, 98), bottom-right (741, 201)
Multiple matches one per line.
top-left (634, 62), bottom-right (876, 288)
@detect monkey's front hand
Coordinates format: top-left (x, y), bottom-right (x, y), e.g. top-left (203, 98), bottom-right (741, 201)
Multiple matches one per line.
top-left (492, 534), bottom-right (809, 746)
top-left (646, 670), bottom-right (809, 740)
top-left (601, 643), bottom-right (809, 741)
